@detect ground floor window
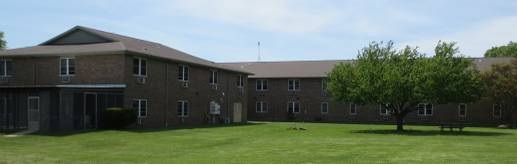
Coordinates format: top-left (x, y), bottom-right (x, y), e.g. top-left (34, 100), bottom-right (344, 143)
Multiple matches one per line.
top-left (349, 103), bottom-right (357, 115)
top-left (458, 103), bottom-right (467, 117)
top-left (379, 104), bottom-right (389, 116)
top-left (132, 99), bottom-right (148, 118)
top-left (178, 100), bottom-right (189, 117)
top-left (288, 101), bottom-right (300, 113)
top-left (417, 103), bottom-right (433, 116)
top-left (321, 102), bottom-right (329, 114)
top-left (256, 101), bottom-right (268, 113)
top-left (493, 104), bottom-right (502, 119)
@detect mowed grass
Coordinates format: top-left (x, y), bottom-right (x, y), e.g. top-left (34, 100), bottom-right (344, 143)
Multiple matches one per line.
top-left (0, 122), bottom-right (516, 163)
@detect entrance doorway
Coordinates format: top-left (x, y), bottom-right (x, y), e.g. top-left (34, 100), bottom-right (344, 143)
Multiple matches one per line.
top-left (84, 93), bottom-right (97, 129)
top-left (27, 96), bottom-right (40, 131)
top-left (233, 102), bottom-right (242, 123)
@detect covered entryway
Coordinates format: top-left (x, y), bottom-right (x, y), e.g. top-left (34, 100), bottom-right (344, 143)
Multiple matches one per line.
top-left (83, 93), bottom-right (98, 129)
top-left (233, 102), bottom-right (242, 123)
top-left (27, 96), bottom-right (40, 131)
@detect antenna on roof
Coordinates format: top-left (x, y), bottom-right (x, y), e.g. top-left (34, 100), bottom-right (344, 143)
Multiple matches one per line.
top-left (257, 41), bottom-right (261, 61)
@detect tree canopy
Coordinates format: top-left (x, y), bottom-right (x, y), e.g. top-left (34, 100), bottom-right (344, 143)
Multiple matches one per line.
top-left (0, 32), bottom-right (5, 50)
top-left (327, 41), bottom-right (483, 131)
top-left (484, 41), bottom-right (517, 57)
top-left (482, 57), bottom-right (517, 127)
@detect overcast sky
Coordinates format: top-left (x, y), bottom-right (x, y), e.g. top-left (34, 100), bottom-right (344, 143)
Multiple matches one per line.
top-left (2, 0), bottom-right (517, 62)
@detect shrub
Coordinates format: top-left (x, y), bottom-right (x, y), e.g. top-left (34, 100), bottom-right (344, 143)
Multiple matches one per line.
top-left (103, 107), bottom-right (137, 129)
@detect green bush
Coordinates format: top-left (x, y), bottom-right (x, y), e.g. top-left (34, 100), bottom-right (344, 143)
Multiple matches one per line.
top-left (103, 107), bottom-right (137, 129)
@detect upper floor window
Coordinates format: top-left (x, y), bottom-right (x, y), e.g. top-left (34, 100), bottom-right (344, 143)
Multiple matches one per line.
top-left (0, 59), bottom-right (12, 77)
top-left (321, 102), bottom-right (329, 114)
top-left (256, 101), bottom-right (268, 113)
top-left (178, 65), bottom-right (189, 81)
top-left (209, 70), bottom-right (218, 84)
top-left (493, 104), bottom-right (502, 119)
top-left (288, 79), bottom-right (300, 91)
top-left (133, 58), bottom-right (147, 77)
top-left (178, 100), bottom-right (189, 117)
top-left (287, 101), bottom-right (300, 113)
top-left (256, 79), bottom-right (268, 91)
top-left (417, 103), bottom-right (433, 116)
top-left (349, 103), bottom-right (357, 115)
top-left (132, 99), bottom-right (148, 118)
top-left (458, 103), bottom-right (467, 117)
top-left (60, 57), bottom-right (75, 76)
top-left (379, 104), bottom-right (389, 116)
top-left (322, 79), bottom-right (328, 92)
top-left (237, 75), bottom-right (245, 87)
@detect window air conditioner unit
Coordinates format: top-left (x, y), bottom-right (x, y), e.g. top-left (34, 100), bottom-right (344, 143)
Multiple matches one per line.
top-left (181, 81), bottom-right (189, 88)
top-left (60, 76), bottom-right (71, 83)
top-left (136, 77), bottom-right (146, 84)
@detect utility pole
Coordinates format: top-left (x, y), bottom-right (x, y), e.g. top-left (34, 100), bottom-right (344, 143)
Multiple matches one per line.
top-left (257, 41), bottom-right (261, 61)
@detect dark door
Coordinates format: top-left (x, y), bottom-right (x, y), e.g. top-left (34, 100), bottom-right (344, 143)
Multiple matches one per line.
top-left (84, 93), bottom-right (97, 129)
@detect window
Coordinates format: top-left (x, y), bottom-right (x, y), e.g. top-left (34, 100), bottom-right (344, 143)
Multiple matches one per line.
top-left (493, 104), bottom-right (502, 118)
top-left (177, 100), bottom-right (189, 117)
top-left (256, 101), bottom-right (268, 113)
top-left (417, 103), bottom-right (433, 116)
top-left (458, 103), bottom-right (467, 117)
top-left (287, 101), bottom-right (300, 113)
top-left (321, 79), bottom-right (328, 92)
top-left (237, 75), bottom-right (245, 87)
top-left (321, 102), bottom-right (329, 114)
top-left (256, 79), bottom-right (268, 91)
top-left (209, 70), bottom-right (218, 84)
top-left (349, 103), bottom-right (357, 115)
top-left (178, 65), bottom-right (189, 81)
top-left (132, 99), bottom-right (147, 118)
top-left (379, 104), bottom-right (389, 116)
top-left (60, 57), bottom-right (75, 76)
top-left (288, 79), bottom-right (300, 91)
top-left (0, 60), bottom-right (12, 77)
top-left (133, 58), bottom-right (147, 77)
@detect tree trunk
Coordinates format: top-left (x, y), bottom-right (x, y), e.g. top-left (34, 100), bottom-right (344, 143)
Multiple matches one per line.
top-left (395, 115), bottom-right (404, 132)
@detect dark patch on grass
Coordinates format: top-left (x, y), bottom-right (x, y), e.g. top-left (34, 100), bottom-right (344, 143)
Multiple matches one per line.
top-left (351, 129), bottom-right (511, 136)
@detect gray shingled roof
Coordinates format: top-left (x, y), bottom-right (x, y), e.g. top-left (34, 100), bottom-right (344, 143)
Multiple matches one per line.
top-left (222, 57), bottom-right (514, 78)
top-left (0, 26), bottom-right (251, 74)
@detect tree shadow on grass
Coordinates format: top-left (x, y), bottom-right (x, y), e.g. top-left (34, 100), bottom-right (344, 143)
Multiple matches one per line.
top-left (351, 129), bottom-right (511, 136)
top-left (33, 122), bottom-right (264, 137)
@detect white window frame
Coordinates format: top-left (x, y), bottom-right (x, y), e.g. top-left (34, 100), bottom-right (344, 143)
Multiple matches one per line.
top-left (133, 99), bottom-right (148, 118)
top-left (493, 104), bottom-right (502, 118)
top-left (237, 74), bottom-right (245, 88)
top-left (321, 102), bottom-right (329, 114)
top-left (379, 104), bottom-right (389, 116)
top-left (255, 101), bottom-right (268, 113)
top-left (178, 100), bottom-right (189, 117)
top-left (287, 79), bottom-right (300, 91)
top-left (321, 78), bottom-right (327, 92)
top-left (287, 101), bottom-right (300, 113)
top-left (349, 103), bottom-right (357, 115)
top-left (209, 70), bottom-right (218, 84)
top-left (0, 59), bottom-right (12, 77)
top-left (178, 65), bottom-right (189, 81)
top-left (458, 103), bottom-right (467, 118)
top-left (256, 79), bottom-right (268, 91)
top-left (133, 57), bottom-right (147, 77)
top-left (60, 57), bottom-right (75, 76)
top-left (417, 103), bottom-right (433, 116)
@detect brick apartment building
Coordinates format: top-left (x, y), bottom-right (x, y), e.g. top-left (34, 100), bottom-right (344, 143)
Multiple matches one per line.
top-left (0, 26), bottom-right (250, 132)
top-left (223, 58), bottom-right (515, 126)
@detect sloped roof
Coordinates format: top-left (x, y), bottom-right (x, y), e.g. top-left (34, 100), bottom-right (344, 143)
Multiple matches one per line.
top-left (0, 26), bottom-right (251, 74)
top-left (222, 57), bottom-right (514, 78)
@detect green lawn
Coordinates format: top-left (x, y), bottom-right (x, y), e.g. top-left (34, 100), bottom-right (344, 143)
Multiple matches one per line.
top-left (0, 122), bottom-right (516, 163)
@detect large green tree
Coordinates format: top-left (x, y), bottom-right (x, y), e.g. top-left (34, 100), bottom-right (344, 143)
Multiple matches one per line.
top-left (328, 41), bottom-right (483, 131)
top-left (482, 57), bottom-right (517, 127)
top-left (0, 32), bottom-right (5, 50)
top-left (484, 41), bottom-right (517, 57)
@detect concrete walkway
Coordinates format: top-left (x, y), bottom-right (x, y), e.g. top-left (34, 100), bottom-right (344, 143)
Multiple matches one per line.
top-left (3, 129), bottom-right (38, 138)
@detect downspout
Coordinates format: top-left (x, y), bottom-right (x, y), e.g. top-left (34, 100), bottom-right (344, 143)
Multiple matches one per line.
top-left (164, 63), bottom-right (169, 128)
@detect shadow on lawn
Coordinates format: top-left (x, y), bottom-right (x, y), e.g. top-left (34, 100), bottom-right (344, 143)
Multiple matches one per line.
top-left (34, 122), bottom-right (264, 137)
top-left (351, 129), bottom-right (511, 136)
